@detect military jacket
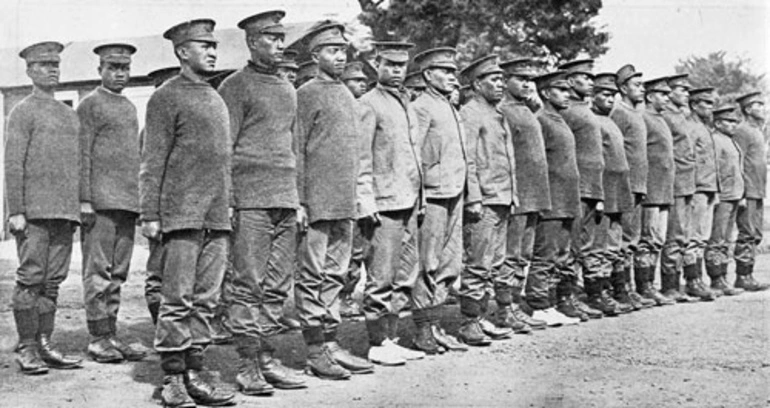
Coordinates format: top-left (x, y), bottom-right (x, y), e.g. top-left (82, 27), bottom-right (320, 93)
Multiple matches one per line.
top-left (413, 86), bottom-right (467, 199)
top-left (642, 108), bottom-right (675, 205)
top-left (610, 101), bottom-right (648, 195)
top-left (357, 85), bottom-right (423, 217)
top-left (538, 109), bottom-right (580, 219)
top-left (561, 99), bottom-right (605, 200)
top-left (713, 129), bottom-right (744, 201)
top-left (688, 113), bottom-right (719, 193)
top-left (595, 112), bottom-right (633, 213)
top-left (733, 121), bottom-right (767, 199)
top-left (461, 95), bottom-right (518, 207)
top-left (663, 106), bottom-right (696, 197)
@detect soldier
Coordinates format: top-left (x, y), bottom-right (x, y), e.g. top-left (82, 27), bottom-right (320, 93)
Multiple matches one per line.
top-left (704, 106), bottom-right (746, 295)
top-left (295, 60), bottom-right (318, 88)
top-left (497, 58), bottom-right (550, 329)
top-left (588, 73), bottom-right (635, 315)
top-left (356, 41), bottom-right (426, 366)
top-left (410, 47), bottom-right (469, 354)
top-left (558, 59), bottom-right (622, 319)
top-left (342, 61), bottom-right (368, 99)
top-left (636, 76), bottom-right (676, 306)
top-left (404, 68), bottom-right (427, 101)
top-left (527, 71), bottom-right (582, 326)
top-left (217, 10), bottom-right (307, 395)
top-left (457, 55), bottom-right (525, 346)
top-left (78, 42), bottom-right (147, 364)
top-left (276, 49), bottom-right (299, 85)
top-left (660, 74), bottom-right (715, 301)
top-left (610, 65), bottom-right (656, 310)
top-left (140, 19), bottom-right (235, 407)
top-left (733, 91), bottom-right (770, 291)
top-left (340, 61), bottom-right (370, 319)
top-left (6, 41), bottom-right (84, 375)
top-left (688, 88), bottom-right (743, 296)
top-left (141, 66), bottom-right (179, 326)
top-left (294, 22), bottom-right (374, 379)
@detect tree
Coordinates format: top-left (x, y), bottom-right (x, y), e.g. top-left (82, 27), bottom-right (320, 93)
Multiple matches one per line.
top-left (675, 51), bottom-right (767, 104)
top-left (357, 0), bottom-right (609, 67)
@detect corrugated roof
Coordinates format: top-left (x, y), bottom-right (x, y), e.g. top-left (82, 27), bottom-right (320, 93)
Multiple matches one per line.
top-left (0, 21), bottom-right (316, 89)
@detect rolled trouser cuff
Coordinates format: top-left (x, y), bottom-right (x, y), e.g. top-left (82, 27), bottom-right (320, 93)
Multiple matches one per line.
top-left (12, 284), bottom-right (41, 311)
top-left (302, 326), bottom-right (325, 346)
top-left (87, 318), bottom-right (112, 338)
top-left (734, 263), bottom-right (753, 276)
top-left (161, 351), bottom-right (186, 374)
top-left (411, 307), bottom-right (432, 324)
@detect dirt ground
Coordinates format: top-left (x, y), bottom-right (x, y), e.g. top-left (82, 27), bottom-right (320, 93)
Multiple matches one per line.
top-left (0, 240), bottom-right (768, 408)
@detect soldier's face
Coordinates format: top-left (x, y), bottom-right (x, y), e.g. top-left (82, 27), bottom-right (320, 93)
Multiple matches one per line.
top-left (621, 77), bottom-right (644, 103)
top-left (647, 91), bottom-right (670, 112)
top-left (313, 45), bottom-right (347, 78)
top-left (669, 85), bottom-right (689, 108)
top-left (505, 75), bottom-right (534, 99)
top-left (99, 61), bottom-right (130, 93)
top-left (27, 61), bottom-right (60, 89)
top-left (344, 78), bottom-right (367, 98)
top-left (568, 73), bottom-right (594, 98)
top-left (377, 58), bottom-right (407, 87)
top-left (424, 67), bottom-right (457, 94)
top-left (715, 118), bottom-right (738, 135)
top-left (542, 86), bottom-right (571, 110)
top-left (475, 72), bottom-right (504, 103)
top-left (249, 33), bottom-right (284, 66)
top-left (277, 68), bottom-right (296, 84)
top-left (746, 101), bottom-right (766, 121)
top-left (691, 99), bottom-right (714, 121)
top-left (178, 41), bottom-right (217, 74)
top-left (592, 89), bottom-right (616, 113)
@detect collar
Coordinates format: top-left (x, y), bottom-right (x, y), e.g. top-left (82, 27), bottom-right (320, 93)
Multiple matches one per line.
top-left (248, 59), bottom-right (277, 75)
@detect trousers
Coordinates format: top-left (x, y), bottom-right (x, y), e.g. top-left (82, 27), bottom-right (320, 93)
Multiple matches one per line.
top-left (735, 198), bottom-right (764, 268)
top-left (704, 200), bottom-right (739, 273)
top-left (526, 218), bottom-right (576, 310)
top-left (460, 205), bottom-right (509, 315)
top-left (635, 205), bottom-right (670, 282)
top-left (660, 196), bottom-right (695, 278)
top-left (690, 192), bottom-right (717, 260)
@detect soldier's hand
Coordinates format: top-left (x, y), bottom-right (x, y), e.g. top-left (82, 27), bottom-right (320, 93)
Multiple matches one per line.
top-left (466, 202), bottom-right (483, 222)
top-left (296, 206), bottom-right (309, 234)
top-left (358, 212), bottom-right (381, 239)
top-left (80, 202), bottom-right (96, 230)
top-left (8, 214), bottom-right (26, 236)
top-left (141, 221), bottom-right (161, 240)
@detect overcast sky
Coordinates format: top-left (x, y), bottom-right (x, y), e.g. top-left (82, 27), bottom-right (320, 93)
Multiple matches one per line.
top-left (1, 0), bottom-right (767, 77)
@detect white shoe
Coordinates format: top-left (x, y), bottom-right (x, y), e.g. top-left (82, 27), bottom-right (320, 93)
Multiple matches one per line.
top-left (389, 338), bottom-right (425, 360)
top-left (532, 309), bottom-right (562, 327)
top-left (550, 308), bottom-right (580, 326)
top-left (368, 340), bottom-right (406, 366)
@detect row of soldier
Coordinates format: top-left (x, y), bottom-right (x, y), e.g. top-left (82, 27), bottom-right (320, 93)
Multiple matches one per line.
top-left (5, 10), bottom-right (768, 408)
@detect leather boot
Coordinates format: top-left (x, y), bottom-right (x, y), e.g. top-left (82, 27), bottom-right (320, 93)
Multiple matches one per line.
top-left (627, 266), bottom-right (655, 309)
top-left (586, 279), bottom-right (620, 317)
top-left (185, 369), bottom-right (236, 405)
top-left (412, 319), bottom-right (444, 355)
top-left (706, 262), bottom-right (725, 297)
top-left (110, 336), bottom-right (148, 361)
top-left (259, 343), bottom-right (306, 389)
top-left (161, 373), bottom-right (196, 408)
top-left (325, 341), bottom-right (374, 374)
top-left (383, 314), bottom-right (424, 361)
top-left (683, 262), bottom-right (716, 301)
top-left (610, 268), bottom-right (634, 311)
top-left (305, 344), bottom-right (350, 380)
top-left (38, 312), bottom-right (82, 369)
top-left (88, 336), bottom-right (124, 363)
top-left (661, 273), bottom-right (696, 303)
top-left (478, 317), bottom-right (515, 338)
top-left (712, 275), bottom-right (744, 296)
top-left (734, 263), bottom-right (770, 292)
top-left (555, 280), bottom-right (591, 321)
top-left (279, 315), bottom-right (302, 331)
top-left (431, 324), bottom-right (468, 352)
top-left (493, 306), bottom-right (533, 334)
top-left (14, 308), bottom-right (48, 375)
top-left (236, 357), bottom-right (275, 396)
top-left (457, 317), bottom-right (492, 346)
top-left (635, 268), bottom-right (674, 306)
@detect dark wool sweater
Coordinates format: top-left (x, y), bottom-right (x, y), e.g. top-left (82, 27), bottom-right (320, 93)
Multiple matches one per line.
top-left (5, 92), bottom-right (81, 221)
top-left (561, 99), bottom-right (605, 200)
top-left (733, 121), bottom-right (767, 199)
top-left (610, 101), bottom-right (648, 195)
top-left (663, 107), bottom-right (696, 197)
top-left (642, 108), bottom-right (675, 205)
top-left (688, 113), bottom-right (719, 193)
top-left (295, 77), bottom-right (360, 222)
top-left (139, 73), bottom-right (231, 232)
top-left (538, 109), bottom-right (580, 220)
top-left (77, 86), bottom-right (140, 213)
top-left (594, 110), bottom-right (633, 214)
top-left (500, 96), bottom-right (551, 214)
top-left (218, 63), bottom-right (299, 210)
